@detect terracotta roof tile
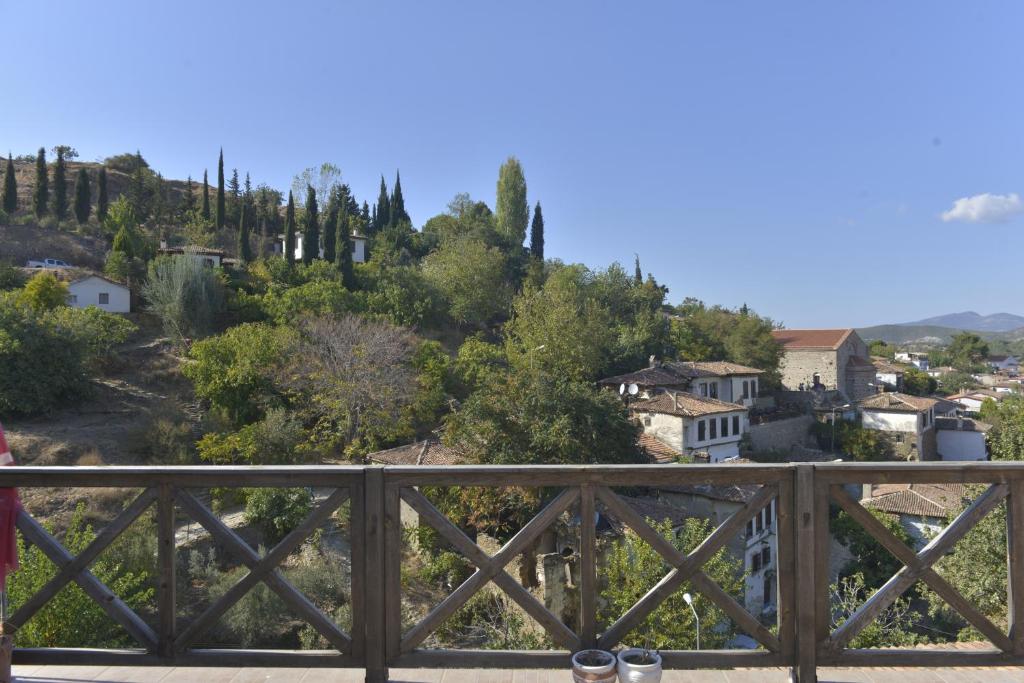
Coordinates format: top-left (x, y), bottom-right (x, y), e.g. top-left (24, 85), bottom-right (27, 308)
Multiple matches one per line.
top-left (863, 483), bottom-right (971, 519)
top-left (859, 392), bottom-right (938, 413)
top-left (368, 439), bottom-right (465, 466)
top-left (638, 433), bottom-right (679, 464)
top-left (630, 392), bottom-right (746, 418)
top-left (770, 329), bottom-right (854, 350)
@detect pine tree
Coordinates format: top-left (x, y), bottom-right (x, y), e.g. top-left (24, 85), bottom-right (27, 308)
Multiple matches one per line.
top-left (361, 201), bottom-right (370, 226)
top-left (52, 147), bottom-right (68, 221)
top-left (216, 148), bottom-right (226, 229)
top-left (390, 170), bottom-right (408, 226)
top-left (322, 193), bottom-right (338, 263)
top-left (32, 147), bottom-right (48, 218)
top-left (284, 190), bottom-right (296, 265)
top-left (2, 153), bottom-right (16, 214)
top-left (237, 202), bottom-right (252, 263)
top-left (184, 175), bottom-right (196, 215)
top-left (374, 175), bottom-right (390, 234)
top-left (302, 185), bottom-right (319, 265)
top-left (634, 254), bottom-right (643, 284)
top-left (201, 169), bottom-right (211, 220)
top-left (73, 167), bottom-right (91, 224)
top-left (97, 166), bottom-right (108, 222)
top-left (496, 156), bottom-right (528, 244)
top-left (530, 201), bottom-right (545, 261)
top-left (338, 202), bottom-right (354, 289)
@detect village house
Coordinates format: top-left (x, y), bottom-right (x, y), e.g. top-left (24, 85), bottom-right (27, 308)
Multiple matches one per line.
top-left (629, 391), bottom-right (749, 462)
top-left (872, 358), bottom-right (905, 392)
top-left (988, 355), bottom-right (1021, 374)
top-left (935, 416), bottom-right (990, 461)
top-left (857, 392), bottom-right (938, 461)
top-left (894, 351), bottom-right (930, 371)
top-left (276, 232), bottom-right (368, 264)
top-left (947, 389), bottom-right (1006, 414)
top-left (926, 365), bottom-right (956, 379)
top-left (157, 244), bottom-right (225, 268)
top-left (599, 359), bottom-right (764, 406)
top-left (861, 483), bottom-right (971, 546)
top-left (67, 274), bottom-right (131, 313)
top-left (770, 328), bottom-right (875, 402)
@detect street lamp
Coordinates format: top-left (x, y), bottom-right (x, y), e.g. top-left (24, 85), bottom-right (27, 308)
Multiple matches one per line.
top-left (682, 592), bottom-right (700, 651)
top-left (830, 404), bottom-right (852, 453)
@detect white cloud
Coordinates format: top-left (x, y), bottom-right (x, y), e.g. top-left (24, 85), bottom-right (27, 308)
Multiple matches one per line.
top-left (941, 192), bottom-right (1023, 223)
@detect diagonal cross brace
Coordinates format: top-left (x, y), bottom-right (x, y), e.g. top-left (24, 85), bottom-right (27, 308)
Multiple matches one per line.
top-left (400, 488), bottom-right (580, 653)
top-left (8, 487), bottom-right (157, 633)
top-left (400, 487), bottom-right (581, 651)
top-left (829, 483), bottom-right (1009, 651)
top-left (15, 509), bottom-right (158, 649)
top-left (175, 489), bottom-right (352, 653)
top-left (596, 484), bottom-right (781, 652)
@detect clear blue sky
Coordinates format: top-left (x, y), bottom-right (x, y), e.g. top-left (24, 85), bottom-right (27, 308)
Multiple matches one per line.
top-left (3, 1), bottom-right (1022, 327)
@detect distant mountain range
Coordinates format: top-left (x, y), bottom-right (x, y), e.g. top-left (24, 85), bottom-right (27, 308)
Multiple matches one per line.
top-left (857, 311), bottom-right (1024, 345)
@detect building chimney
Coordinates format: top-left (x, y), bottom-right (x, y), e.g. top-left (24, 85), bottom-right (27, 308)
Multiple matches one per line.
top-left (159, 238), bottom-right (168, 250)
top-left (649, 354), bottom-right (658, 368)
top-left (672, 391), bottom-right (679, 411)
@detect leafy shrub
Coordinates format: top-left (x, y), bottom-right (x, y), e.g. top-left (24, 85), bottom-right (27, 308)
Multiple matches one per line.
top-left (45, 305), bottom-right (137, 367)
top-left (143, 255), bottom-right (226, 341)
top-left (18, 271), bottom-right (68, 311)
top-left (196, 408), bottom-right (308, 465)
top-left (260, 279), bottom-right (361, 323)
top-left (0, 261), bottom-right (25, 290)
top-left (244, 487), bottom-right (313, 544)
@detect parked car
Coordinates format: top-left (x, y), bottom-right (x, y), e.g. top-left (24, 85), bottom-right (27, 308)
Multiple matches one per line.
top-left (25, 258), bottom-right (72, 269)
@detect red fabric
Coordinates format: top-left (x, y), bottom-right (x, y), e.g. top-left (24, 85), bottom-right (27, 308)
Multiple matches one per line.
top-left (0, 423), bottom-right (20, 590)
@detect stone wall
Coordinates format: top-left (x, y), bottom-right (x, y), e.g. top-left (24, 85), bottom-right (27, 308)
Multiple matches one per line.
top-left (748, 415), bottom-right (815, 453)
top-left (778, 349), bottom-right (839, 392)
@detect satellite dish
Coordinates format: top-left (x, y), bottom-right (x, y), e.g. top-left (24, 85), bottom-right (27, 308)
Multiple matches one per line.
top-left (619, 383), bottom-right (626, 395)
top-left (628, 383), bottom-right (639, 396)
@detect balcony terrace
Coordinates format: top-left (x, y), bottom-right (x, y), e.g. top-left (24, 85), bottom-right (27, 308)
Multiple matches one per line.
top-left (2, 462), bottom-right (1023, 683)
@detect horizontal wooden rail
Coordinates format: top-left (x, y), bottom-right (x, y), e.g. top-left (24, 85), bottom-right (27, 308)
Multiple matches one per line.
top-left (1, 462), bottom-right (1024, 683)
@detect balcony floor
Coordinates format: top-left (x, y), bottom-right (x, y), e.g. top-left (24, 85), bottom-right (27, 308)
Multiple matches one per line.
top-left (10, 665), bottom-right (1024, 683)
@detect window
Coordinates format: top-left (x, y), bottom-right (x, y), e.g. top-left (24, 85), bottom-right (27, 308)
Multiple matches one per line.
top-left (699, 382), bottom-right (708, 397)
top-left (720, 417), bottom-right (728, 437)
top-left (762, 547), bottom-right (771, 567)
top-left (70, 295), bottom-right (78, 304)
top-left (767, 500), bottom-right (774, 528)
top-left (742, 380), bottom-right (749, 398)
top-left (751, 380), bottom-right (757, 396)
top-left (733, 415), bottom-right (740, 435)
top-left (755, 513), bottom-right (763, 533)
top-left (763, 576), bottom-right (772, 605)
top-left (203, 258), bottom-right (214, 267)
top-left (709, 382), bottom-right (718, 399)
top-left (643, 416), bottom-right (651, 426)
top-left (709, 419), bottom-right (717, 439)
top-left (895, 433), bottom-right (904, 444)
top-left (746, 520), bottom-right (754, 538)
top-left (751, 553), bottom-right (762, 572)
top-left (698, 420), bottom-right (706, 441)
top-left (812, 373), bottom-right (821, 387)
top-left (98, 292), bottom-right (109, 305)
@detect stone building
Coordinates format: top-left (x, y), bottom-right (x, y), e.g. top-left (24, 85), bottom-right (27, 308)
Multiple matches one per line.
top-left (629, 392), bottom-right (749, 462)
top-left (857, 392), bottom-right (938, 461)
top-left (599, 359), bottom-right (764, 407)
top-left (770, 328), bottom-right (875, 402)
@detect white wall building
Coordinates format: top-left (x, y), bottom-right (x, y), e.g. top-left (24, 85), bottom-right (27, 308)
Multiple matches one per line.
top-left (948, 390), bottom-right (1005, 414)
top-left (281, 233), bottom-right (368, 264)
top-left (157, 245), bottom-right (224, 268)
top-left (600, 360), bottom-right (764, 407)
top-left (935, 417), bottom-right (990, 461)
top-left (68, 275), bottom-right (131, 313)
top-left (630, 391), bottom-right (749, 463)
top-left (858, 392), bottom-right (938, 460)
top-left (894, 352), bottom-right (930, 371)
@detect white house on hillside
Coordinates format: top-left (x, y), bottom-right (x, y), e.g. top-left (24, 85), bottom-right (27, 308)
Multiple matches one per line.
top-left (278, 233), bottom-right (368, 264)
top-left (68, 274), bottom-right (131, 313)
top-left (599, 360), bottom-right (764, 407)
top-left (935, 417), bottom-right (990, 461)
top-left (895, 352), bottom-right (930, 371)
top-left (858, 392), bottom-right (938, 461)
top-left (630, 392), bottom-right (749, 462)
top-left (988, 355), bottom-right (1021, 374)
top-left (948, 389), bottom-right (1005, 414)
top-left (157, 245), bottom-right (225, 268)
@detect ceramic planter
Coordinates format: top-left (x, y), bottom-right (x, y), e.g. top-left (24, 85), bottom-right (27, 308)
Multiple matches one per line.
top-left (570, 649), bottom-right (617, 683)
top-left (616, 647), bottom-right (662, 683)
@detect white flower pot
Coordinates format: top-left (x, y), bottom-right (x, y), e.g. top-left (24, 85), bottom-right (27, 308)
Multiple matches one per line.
top-left (571, 649), bottom-right (617, 683)
top-left (616, 647), bottom-right (662, 683)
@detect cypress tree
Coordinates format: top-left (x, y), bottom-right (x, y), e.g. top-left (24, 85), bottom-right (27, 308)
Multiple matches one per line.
top-left (634, 255), bottom-right (643, 284)
top-left (237, 202), bottom-right (252, 263)
top-left (52, 148), bottom-right (68, 221)
top-left (338, 202), bottom-right (354, 289)
top-left (322, 193), bottom-right (338, 264)
top-left (128, 150), bottom-right (148, 220)
top-left (201, 169), bottom-right (211, 220)
top-left (374, 175), bottom-right (390, 234)
top-left (361, 201), bottom-right (370, 225)
top-left (74, 167), bottom-right (91, 224)
top-left (496, 156), bottom-right (528, 244)
top-left (390, 170), bottom-right (408, 226)
top-left (97, 166), bottom-right (108, 222)
top-left (2, 153), bottom-right (16, 214)
top-left (216, 148), bottom-right (226, 229)
top-left (284, 190), bottom-right (296, 265)
top-left (184, 175), bottom-right (196, 215)
top-left (302, 185), bottom-right (319, 265)
top-left (530, 201), bottom-right (544, 261)
top-left (33, 147), bottom-right (48, 217)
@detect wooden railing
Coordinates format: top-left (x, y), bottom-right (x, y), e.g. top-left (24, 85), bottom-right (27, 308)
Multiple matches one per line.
top-left (1, 462), bottom-right (1023, 683)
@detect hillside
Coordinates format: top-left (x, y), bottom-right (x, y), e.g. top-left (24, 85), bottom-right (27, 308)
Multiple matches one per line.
top-left (857, 323), bottom-right (1024, 346)
top-left (901, 311), bottom-right (1024, 332)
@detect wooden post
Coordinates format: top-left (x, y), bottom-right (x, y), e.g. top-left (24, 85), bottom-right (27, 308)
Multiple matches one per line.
top-left (776, 472), bottom-right (797, 669)
top-left (1008, 480), bottom-right (1024, 654)
top-left (579, 484), bottom-right (597, 650)
top-left (794, 464), bottom-right (817, 683)
top-left (157, 484), bottom-right (176, 659)
top-left (364, 467), bottom-right (388, 683)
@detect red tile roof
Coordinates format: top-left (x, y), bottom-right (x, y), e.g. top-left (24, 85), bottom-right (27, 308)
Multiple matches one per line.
top-left (630, 392), bottom-right (746, 418)
top-left (367, 439), bottom-right (466, 466)
top-left (638, 434), bottom-right (680, 464)
top-left (858, 392), bottom-right (939, 413)
top-left (770, 329), bottom-right (854, 350)
top-left (862, 483), bottom-right (971, 519)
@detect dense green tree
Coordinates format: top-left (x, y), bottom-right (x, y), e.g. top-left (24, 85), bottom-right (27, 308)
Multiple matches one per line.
top-left (96, 166), bottom-right (108, 221)
top-left (284, 190), bottom-right (296, 265)
top-left (390, 170), bottom-right (408, 226)
top-left (33, 147), bottom-right (48, 217)
top-left (868, 339), bottom-right (896, 358)
top-left (73, 167), bottom-right (90, 224)
top-left (529, 201), bottom-right (544, 260)
top-left (337, 202), bottom-right (354, 288)
top-left (143, 254), bottom-right (226, 342)
top-left (237, 202), bottom-right (252, 262)
top-left (421, 236), bottom-right (511, 327)
top-left (2, 153), bottom-right (16, 213)
top-left (634, 254), bottom-right (642, 284)
top-left (19, 271), bottom-right (69, 311)
top-left (948, 332), bottom-right (989, 372)
top-left (201, 169), bottom-right (211, 220)
top-left (902, 367), bottom-right (937, 396)
top-left (980, 395), bottom-right (1024, 462)
top-left (302, 185), bottom-right (320, 265)
top-left (52, 147), bottom-right (69, 221)
top-left (374, 175), bottom-right (390, 234)
top-left (216, 148), bottom-right (226, 229)
top-left (322, 195), bottom-right (338, 264)
top-left (126, 150), bottom-right (149, 220)
top-left (183, 175), bottom-right (196, 216)
top-left (495, 156), bottom-right (528, 244)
